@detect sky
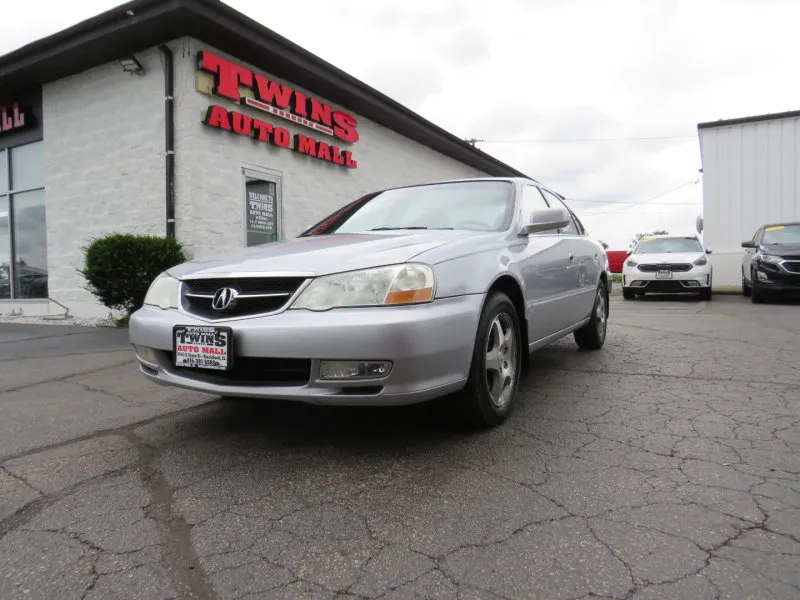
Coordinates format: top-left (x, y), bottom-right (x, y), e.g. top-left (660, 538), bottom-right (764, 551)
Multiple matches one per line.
top-left (3, 0), bottom-right (800, 249)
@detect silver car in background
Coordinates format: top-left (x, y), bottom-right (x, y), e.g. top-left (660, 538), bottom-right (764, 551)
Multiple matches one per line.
top-left (129, 178), bottom-right (611, 427)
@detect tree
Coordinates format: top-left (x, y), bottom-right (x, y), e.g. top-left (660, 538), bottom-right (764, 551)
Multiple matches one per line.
top-left (598, 240), bottom-right (610, 250)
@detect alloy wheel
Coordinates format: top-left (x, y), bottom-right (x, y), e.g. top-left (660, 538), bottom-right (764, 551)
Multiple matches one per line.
top-left (485, 312), bottom-right (516, 408)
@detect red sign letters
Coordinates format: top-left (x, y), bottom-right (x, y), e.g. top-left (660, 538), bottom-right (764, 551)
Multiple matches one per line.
top-left (0, 103), bottom-right (32, 136)
top-left (197, 50), bottom-right (358, 168)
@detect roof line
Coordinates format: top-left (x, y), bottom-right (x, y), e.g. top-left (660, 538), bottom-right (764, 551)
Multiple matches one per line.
top-left (0, 0), bottom-right (528, 179)
top-left (697, 109), bottom-right (800, 130)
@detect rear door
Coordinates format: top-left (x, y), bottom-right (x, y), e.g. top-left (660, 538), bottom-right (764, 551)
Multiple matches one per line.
top-left (518, 184), bottom-right (574, 343)
top-left (540, 189), bottom-right (601, 324)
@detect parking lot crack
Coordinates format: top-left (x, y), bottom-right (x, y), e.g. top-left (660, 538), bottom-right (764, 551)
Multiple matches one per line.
top-left (121, 430), bottom-right (217, 600)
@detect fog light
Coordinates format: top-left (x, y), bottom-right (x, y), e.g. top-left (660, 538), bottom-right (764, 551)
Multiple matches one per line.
top-left (684, 281), bottom-right (699, 287)
top-left (319, 360), bottom-right (393, 380)
top-left (133, 345), bottom-right (158, 365)
top-left (757, 271), bottom-right (770, 282)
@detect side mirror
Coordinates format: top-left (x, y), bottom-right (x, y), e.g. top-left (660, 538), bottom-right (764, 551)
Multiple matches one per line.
top-left (741, 241), bottom-right (756, 249)
top-left (705, 248), bottom-right (713, 254)
top-left (626, 249), bottom-right (632, 256)
top-left (518, 207), bottom-right (570, 236)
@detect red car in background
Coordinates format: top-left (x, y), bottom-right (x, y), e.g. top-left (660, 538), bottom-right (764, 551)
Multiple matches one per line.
top-left (606, 250), bottom-right (627, 274)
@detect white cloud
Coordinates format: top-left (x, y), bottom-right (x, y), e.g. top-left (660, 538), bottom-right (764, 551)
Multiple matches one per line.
top-left (3, 0), bottom-right (800, 249)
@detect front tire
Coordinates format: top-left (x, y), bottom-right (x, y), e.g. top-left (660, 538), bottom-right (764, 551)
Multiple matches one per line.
top-left (622, 287), bottom-right (635, 300)
top-left (458, 291), bottom-right (523, 428)
top-left (574, 280), bottom-right (609, 350)
top-left (742, 270), bottom-right (751, 297)
top-left (699, 288), bottom-right (712, 301)
top-left (750, 267), bottom-right (765, 304)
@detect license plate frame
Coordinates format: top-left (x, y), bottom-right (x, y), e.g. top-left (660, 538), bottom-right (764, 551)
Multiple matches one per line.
top-left (173, 325), bottom-right (234, 371)
top-left (655, 270), bottom-right (673, 280)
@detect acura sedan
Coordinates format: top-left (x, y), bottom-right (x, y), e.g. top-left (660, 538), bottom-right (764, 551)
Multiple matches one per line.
top-left (129, 178), bottom-right (611, 427)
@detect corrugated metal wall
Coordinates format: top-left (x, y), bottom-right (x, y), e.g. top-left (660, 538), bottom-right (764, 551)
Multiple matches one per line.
top-left (699, 116), bottom-right (800, 287)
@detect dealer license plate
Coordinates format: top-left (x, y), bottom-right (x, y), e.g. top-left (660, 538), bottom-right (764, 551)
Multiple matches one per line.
top-left (173, 325), bottom-right (233, 371)
top-left (656, 270), bottom-right (673, 280)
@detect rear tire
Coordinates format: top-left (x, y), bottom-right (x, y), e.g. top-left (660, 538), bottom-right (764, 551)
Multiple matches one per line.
top-left (622, 287), bottom-right (635, 300)
top-left (574, 280), bottom-right (609, 350)
top-left (457, 291), bottom-right (523, 428)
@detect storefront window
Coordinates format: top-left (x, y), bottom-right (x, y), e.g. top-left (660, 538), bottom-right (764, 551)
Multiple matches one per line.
top-left (0, 141), bottom-right (47, 299)
top-left (0, 196), bottom-right (10, 300)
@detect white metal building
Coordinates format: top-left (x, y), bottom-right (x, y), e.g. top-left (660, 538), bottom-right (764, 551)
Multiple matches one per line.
top-left (698, 110), bottom-right (800, 289)
top-left (0, 0), bottom-right (527, 319)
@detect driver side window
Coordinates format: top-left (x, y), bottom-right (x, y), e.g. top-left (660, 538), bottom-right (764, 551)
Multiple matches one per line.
top-left (540, 189), bottom-right (580, 235)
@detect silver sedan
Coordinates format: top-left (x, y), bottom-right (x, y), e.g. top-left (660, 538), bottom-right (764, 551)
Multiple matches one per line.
top-left (129, 177), bottom-right (611, 427)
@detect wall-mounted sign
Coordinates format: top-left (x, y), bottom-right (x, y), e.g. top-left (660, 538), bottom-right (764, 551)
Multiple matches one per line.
top-left (197, 50), bottom-right (358, 169)
top-left (245, 178), bottom-right (278, 246)
top-left (0, 103), bottom-right (33, 136)
top-left (203, 105), bottom-right (357, 168)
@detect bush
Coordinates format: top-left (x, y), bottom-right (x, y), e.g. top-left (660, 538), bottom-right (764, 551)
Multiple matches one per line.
top-left (79, 233), bottom-right (187, 318)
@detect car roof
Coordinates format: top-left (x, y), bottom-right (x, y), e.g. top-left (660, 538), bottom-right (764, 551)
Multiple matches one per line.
top-left (378, 176), bottom-right (567, 200)
top-left (762, 221), bottom-right (800, 228)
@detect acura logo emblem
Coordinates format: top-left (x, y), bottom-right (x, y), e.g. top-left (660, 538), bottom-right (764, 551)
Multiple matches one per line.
top-left (211, 287), bottom-right (238, 311)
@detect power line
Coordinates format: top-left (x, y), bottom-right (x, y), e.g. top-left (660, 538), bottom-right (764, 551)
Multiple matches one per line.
top-left (568, 198), bottom-right (700, 205)
top-left (583, 177), bottom-right (702, 216)
top-left (468, 135), bottom-right (695, 144)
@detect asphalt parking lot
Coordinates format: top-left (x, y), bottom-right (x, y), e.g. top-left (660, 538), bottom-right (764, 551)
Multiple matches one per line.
top-left (1, 295), bottom-right (799, 600)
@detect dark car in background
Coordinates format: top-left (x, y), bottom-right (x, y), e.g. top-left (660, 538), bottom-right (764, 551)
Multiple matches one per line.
top-left (742, 222), bottom-right (800, 303)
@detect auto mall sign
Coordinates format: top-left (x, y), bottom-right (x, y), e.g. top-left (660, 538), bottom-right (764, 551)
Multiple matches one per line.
top-left (197, 50), bottom-right (358, 169)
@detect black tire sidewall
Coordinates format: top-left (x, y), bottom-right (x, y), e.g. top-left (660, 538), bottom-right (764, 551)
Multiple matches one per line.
top-left (465, 292), bottom-right (523, 426)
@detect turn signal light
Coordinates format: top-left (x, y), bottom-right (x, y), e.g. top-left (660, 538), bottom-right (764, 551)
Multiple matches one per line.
top-left (385, 288), bottom-right (433, 304)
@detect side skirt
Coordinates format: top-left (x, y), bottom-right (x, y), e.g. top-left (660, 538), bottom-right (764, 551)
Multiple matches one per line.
top-left (527, 318), bottom-right (591, 353)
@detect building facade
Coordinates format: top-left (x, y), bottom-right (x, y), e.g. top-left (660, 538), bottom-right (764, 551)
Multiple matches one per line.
top-left (698, 110), bottom-right (800, 289)
top-left (0, 0), bottom-right (526, 318)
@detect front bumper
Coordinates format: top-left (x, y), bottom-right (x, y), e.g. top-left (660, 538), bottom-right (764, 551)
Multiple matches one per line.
top-left (129, 294), bottom-right (483, 406)
top-left (622, 267), bottom-right (711, 292)
top-left (753, 263), bottom-right (800, 293)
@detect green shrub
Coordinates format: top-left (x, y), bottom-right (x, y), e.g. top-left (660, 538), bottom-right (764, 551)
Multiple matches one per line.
top-left (79, 233), bottom-right (187, 317)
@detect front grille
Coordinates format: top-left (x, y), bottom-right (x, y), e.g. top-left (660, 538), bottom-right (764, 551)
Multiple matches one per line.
top-left (784, 261), bottom-right (800, 274)
top-left (181, 277), bottom-right (307, 319)
top-left (167, 353), bottom-right (311, 386)
top-left (637, 263), bottom-right (692, 273)
top-left (635, 280), bottom-right (702, 292)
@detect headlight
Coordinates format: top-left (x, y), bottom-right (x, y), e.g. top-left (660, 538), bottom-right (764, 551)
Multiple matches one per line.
top-left (290, 264), bottom-right (435, 311)
top-left (693, 255), bottom-right (707, 266)
top-left (143, 273), bottom-right (181, 309)
top-left (626, 259), bottom-right (638, 267)
top-left (757, 254), bottom-right (781, 264)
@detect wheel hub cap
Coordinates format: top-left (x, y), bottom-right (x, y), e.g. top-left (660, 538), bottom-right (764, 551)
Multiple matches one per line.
top-left (485, 313), bottom-right (516, 408)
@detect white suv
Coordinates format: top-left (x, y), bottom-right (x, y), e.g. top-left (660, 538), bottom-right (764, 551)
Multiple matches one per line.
top-left (621, 234), bottom-right (713, 301)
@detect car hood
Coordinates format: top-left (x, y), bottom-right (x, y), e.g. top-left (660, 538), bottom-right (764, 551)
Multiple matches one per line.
top-left (762, 243), bottom-right (800, 257)
top-left (630, 252), bottom-right (704, 264)
top-left (167, 230), bottom-right (492, 279)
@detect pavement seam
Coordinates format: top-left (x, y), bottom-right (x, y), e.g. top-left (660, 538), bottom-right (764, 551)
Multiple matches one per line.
top-left (0, 359), bottom-right (136, 394)
top-left (0, 402), bottom-right (212, 464)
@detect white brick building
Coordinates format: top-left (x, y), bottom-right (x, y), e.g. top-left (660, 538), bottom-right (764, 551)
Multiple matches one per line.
top-left (0, 0), bottom-right (526, 318)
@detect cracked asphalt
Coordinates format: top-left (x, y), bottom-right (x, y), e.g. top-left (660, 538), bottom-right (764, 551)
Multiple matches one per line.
top-left (1, 294), bottom-right (799, 600)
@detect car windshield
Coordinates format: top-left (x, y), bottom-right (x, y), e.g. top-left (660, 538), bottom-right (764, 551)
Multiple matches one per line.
top-left (301, 180), bottom-right (514, 235)
top-left (761, 224), bottom-right (800, 245)
top-left (634, 237), bottom-right (703, 254)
